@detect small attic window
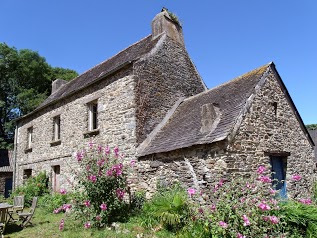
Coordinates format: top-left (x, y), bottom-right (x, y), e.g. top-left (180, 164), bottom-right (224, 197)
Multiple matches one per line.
top-left (272, 102), bottom-right (278, 116)
top-left (200, 103), bottom-right (220, 133)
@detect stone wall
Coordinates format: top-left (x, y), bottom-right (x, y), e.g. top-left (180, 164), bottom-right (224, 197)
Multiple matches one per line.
top-left (15, 68), bottom-right (138, 190)
top-left (136, 69), bottom-right (315, 200)
top-left (134, 35), bottom-right (206, 144)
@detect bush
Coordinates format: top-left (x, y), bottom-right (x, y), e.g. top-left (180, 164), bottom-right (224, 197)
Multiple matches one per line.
top-left (12, 171), bottom-right (49, 206)
top-left (39, 191), bottom-right (72, 214)
top-left (141, 184), bottom-right (191, 232)
top-left (70, 143), bottom-right (136, 228)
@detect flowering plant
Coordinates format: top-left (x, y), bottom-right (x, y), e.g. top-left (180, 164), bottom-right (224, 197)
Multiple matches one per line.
top-left (71, 143), bottom-right (134, 227)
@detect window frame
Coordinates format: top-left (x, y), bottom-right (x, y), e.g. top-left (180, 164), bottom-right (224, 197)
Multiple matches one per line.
top-left (88, 100), bottom-right (98, 131)
top-left (53, 115), bottom-right (61, 141)
top-left (27, 127), bottom-right (33, 149)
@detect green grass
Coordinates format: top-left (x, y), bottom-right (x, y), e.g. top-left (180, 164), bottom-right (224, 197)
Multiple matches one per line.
top-left (4, 208), bottom-right (175, 238)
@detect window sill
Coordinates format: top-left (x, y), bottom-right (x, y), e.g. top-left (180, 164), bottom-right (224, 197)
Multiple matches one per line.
top-left (83, 129), bottom-right (100, 138)
top-left (24, 148), bottom-right (32, 153)
top-left (50, 140), bottom-right (61, 147)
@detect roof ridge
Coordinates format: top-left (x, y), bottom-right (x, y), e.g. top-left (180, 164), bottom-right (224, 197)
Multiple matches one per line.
top-left (69, 34), bottom-right (152, 82)
top-left (184, 62), bottom-right (271, 103)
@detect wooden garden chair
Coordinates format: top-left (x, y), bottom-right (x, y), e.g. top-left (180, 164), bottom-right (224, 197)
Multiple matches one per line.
top-left (18, 197), bottom-right (38, 227)
top-left (0, 208), bottom-right (8, 238)
top-left (8, 195), bottom-right (25, 222)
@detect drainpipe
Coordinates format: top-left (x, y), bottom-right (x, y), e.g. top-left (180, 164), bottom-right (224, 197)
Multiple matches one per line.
top-left (13, 124), bottom-right (18, 191)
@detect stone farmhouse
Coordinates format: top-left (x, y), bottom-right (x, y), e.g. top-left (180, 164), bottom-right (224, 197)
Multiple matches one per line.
top-left (13, 9), bottom-right (315, 199)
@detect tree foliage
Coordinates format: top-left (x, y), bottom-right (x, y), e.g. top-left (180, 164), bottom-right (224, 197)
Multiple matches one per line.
top-left (0, 42), bottom-right (78, 148)
top-left (306, 124), bottom-right (317, 130)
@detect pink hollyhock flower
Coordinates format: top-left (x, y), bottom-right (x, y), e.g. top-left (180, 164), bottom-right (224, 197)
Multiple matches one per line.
top-left (97, 159), bottom-right (105, 167)
top-left (258, 176), bottom-right (272, 183)
top-left (59, 219), bottom-right (64, 231)
top-left (214, 179), bottom-right (225, 192)
top-left (97, 144), bottom-right (103, 153)
top-left (96, 215), bottom-right (101, 221)
top-left (269, 216), bottom-right (279, 224)
top-left (130, 160), bottom-right (136, 167)
top-left (84, 222), bottom-right (91, 229)
top-left (198, 207), bottom-right (204, 214)
top-left (116, 189), bottom-right (125, 200)
top-left (62, 204), bottom-right (72, 212)
top-left (88, 175), bottom-right (97, 183)
top-left (76, 151), bottom-right (84, 162)
top-left (114, 146), bottom-right (119, 157)
top-left (258, 202), bottom-right (271, 211)
top-left (105, 146), bottom-right (110, 154)
top-left (60, 188), bottom-right (67, 195)
top-left (299, 198), bottom-right (312, 205)
top-left (219, 221), bottom-right (228, 229)
top-left (84, 200), bottom-right (91, 207)
top-left (187, 188), bottom-right (196, 196)
top-left (88, 141), bottom-right (94, 149)
top-left (237, 233), bottom-right (246, 238)
top-left (242, 215), bottom-right (250, 226)
top-left (210, 204), bottom-right (216, 212)
top-left (269, 188), bottom-right (277, 195)
top-left (292, 174), bottom-right (302, 181)
top-left (106, 169), bottom-right (113, 176)
top-left (100, 203), bottom-right (107, 211)
top-left (257, 165), bottom-right (266, 174)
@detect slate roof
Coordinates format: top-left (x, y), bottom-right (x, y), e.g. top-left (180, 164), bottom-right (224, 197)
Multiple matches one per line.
top-left (138, 64), bottom-right (270, 156)
top-left (26, 34), bottom-right (162, 115)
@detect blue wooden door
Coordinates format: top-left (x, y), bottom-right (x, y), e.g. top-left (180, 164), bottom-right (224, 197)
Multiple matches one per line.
top-left (270, 156), bottom-right (287, 199)
top-left (5, 177), bottom-right (12, 198)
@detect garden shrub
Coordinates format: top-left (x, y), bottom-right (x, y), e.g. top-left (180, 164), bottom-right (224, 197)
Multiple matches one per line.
top-left (141, 184), bottom-right (191, 232)
top-left (69, 143), bottom-right (135, 228)
top-left (12, 171), bottom-right (49, 206)
top-left (39, 191), bottom-right (73, 214)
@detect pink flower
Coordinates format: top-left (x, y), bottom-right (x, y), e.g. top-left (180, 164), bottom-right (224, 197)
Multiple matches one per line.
top-left (187, 188), bottom-right (196, 196)
top-left (210, 204), bottom-right (216, 212)
top-left (219, 221), bottom-right (228, 229)
top-left (105, 146), bottom-right (110, 154)
top-left (237, 233), bottom-right (246, 238)
top-left (116, 189), bottom-right (125, 200)
top-left (114, 146), bottom-right (119, 157)
top-left (269, 188), bottom-right (277, 195)
top-left (100, 203), bottom-right (107, 211)
top-left (214, 179), bottom-right (225, 192)
top-left (88, 175), bottom-right (97, 183)
top-left (76, 151), bottom-right (84, 162)
top-left (84, 222), bottom-right (91, 229)
top-left (84, 200), bottom-right (91, 207)
top-left (258, 176), bottom-right (272, 183)
top-left (88, 141), bottom-right (94, 149)
top-left (59, 219), bottom-right (64, 231)
top-left (106, 169), bottom-right (113, 176)
top-left (299, 198), bottom-right (312, 205)
top-left (96, 215), bottom-right (101, 221)
top-left (258, 202), bottom-right (271, 211)
top-left (97, 159), bottom-right (105, 167)
top-left (130, 160), bottom-right (136, 167)
top-left (198, 207), bottom-right (204, 214)
top-left (292, 174), bottom-right (302, 181)
top-left (264, 216), bottom-right (279, 224)
top-left (62, 204), bottom-right (72, 212)
top-left (242, 215), bottom-right (250, 226)
top-left (257, 165), bottom-right (266, 174)
top-left (60, 188), bottom-right (67, 195)
top-left (97, 144), bottom-right (103, 153)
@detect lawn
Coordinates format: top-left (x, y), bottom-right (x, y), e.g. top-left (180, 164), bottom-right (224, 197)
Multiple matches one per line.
top-left (4, 208), bottom-right (174, 238)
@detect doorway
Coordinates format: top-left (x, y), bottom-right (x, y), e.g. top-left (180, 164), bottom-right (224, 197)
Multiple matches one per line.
top-left (270, 156), bottom-right (287, 199)
top-left (52, 165), bottom-right (60, 193)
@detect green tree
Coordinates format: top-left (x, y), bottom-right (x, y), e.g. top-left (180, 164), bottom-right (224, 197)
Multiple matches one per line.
top-left (0, 42), bottom-right (78, 148)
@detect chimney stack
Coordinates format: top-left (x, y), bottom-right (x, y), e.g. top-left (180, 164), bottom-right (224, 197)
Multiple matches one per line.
top-left (151, 8), bottom-right (185, 46)
top-left (51, 79), bottom-right (67, 94)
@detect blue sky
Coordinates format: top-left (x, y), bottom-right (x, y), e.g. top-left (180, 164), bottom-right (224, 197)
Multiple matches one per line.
top-left (1, 1), bottom-right (316, 124)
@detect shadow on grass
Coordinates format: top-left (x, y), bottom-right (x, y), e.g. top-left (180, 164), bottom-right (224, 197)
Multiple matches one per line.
top-left (4, 223), bottom-right (24, 235)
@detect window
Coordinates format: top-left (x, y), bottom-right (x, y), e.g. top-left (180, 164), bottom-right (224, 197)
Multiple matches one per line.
top-left (23, 169), bottom-right (32, 181)
top-left (27, 127), bottom-right (33, 149)
top-left (270, 156), bottom-right (287, 199)
top-left (88, 101), bottom-right (98, 131)
top-left (53, 115), bottom-right (61, 141)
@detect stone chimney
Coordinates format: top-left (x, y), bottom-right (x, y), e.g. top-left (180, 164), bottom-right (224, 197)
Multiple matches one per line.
top-left (151, 8), bottom-right (185, 46)
top-left (51, 79), bottom-right (67, 94)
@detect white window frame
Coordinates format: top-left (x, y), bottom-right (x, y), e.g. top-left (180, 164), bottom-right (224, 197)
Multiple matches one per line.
top-left (88, 101), bottom-right (98, 131)
top-left (27, 127), bottom-right (33, 149)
